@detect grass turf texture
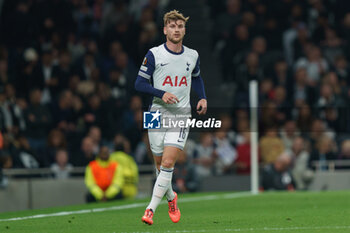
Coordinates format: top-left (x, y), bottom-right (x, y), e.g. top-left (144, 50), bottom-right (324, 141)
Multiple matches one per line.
top-left (0, 191), bottom-right (349, 233)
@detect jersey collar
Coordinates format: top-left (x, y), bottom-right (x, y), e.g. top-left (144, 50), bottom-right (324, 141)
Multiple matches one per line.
top-left (163, 43), bottom-right (184, 55)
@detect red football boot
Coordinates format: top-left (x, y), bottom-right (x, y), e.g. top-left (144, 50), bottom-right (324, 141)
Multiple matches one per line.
top-left (168, 192), bottom-right (181, 223)
top-left (141, 209), bottom-right (154, 225)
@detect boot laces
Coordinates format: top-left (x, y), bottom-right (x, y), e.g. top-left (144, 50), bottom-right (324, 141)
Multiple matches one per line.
top-left (146, 210), bottom-right (153, 217)
top-left (169, 201), bottom-right (176, 212)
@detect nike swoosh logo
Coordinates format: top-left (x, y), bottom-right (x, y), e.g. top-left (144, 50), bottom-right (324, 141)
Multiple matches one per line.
top-left (177, 139), bottom-right (184, 143)
top-left (160, 63), bottom-right (169, 66)
top-left (158, 184), bottom-right (167, 188)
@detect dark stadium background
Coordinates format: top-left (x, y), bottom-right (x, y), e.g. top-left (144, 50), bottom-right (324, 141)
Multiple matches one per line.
top-left (1, 0), bottom-right (350, 211)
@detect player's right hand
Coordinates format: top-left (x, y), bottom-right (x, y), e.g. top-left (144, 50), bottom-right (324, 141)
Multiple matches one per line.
top-left (162, 92), bottom-right (179, 104)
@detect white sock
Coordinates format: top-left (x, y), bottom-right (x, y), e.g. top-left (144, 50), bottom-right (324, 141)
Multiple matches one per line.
top-left (147, 167), bottom-right (173, 212)
top-left (155, 167), bottom-right (175, 201)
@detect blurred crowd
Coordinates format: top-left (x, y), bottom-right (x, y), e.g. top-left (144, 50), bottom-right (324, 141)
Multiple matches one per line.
top-left (204, 0), bottom-right (350, 190)
top-left (0, 0), bottom-right (168, 171)
top-left (1, 0), bottom-right (350, 192)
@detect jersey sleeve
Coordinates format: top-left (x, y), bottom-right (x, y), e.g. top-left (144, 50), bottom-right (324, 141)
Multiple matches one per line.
top-left (191, 55), bottom-right (206, 99)
top-left (192, 56), bottom-right (200, 77)
top-left (138, 50), bottom-right (155, 80)
top-left (135, 50), bottom-right (165, 98)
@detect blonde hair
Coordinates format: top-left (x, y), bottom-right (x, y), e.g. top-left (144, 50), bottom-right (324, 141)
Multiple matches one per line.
top-left (163, 10), bottom-right (189, 26)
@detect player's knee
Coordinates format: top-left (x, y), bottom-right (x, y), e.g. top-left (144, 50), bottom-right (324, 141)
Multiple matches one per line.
top-left (161, 159), bottom-right (175, 169)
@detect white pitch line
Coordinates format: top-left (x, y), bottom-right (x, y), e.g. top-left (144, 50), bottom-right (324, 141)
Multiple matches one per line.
top-left (0, 192), bottom-right (252, 222)
top-left (120, 225), bottom-right (350, 233)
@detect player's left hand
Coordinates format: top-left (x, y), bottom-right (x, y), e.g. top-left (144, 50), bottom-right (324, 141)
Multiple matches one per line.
top-left (196, 99), bottom-right (207, 115)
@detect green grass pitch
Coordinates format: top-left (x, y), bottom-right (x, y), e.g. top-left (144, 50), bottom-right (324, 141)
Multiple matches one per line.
top-left (0, 191), bottom-right (349, 233)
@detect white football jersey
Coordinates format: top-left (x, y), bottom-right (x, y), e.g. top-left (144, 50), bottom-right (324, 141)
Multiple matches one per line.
top-left (138, 43), bottom-right (200, 115)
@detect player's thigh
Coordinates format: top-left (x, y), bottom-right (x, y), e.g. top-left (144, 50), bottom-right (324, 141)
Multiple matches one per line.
top-left (162, 127), bottom-right (190, 168)
top-left (148, 130), bottom-right (165, 156)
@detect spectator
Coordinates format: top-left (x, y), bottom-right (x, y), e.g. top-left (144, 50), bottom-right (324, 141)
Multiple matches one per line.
top-left (338, 139), bottom-right (350, 161)
top-left (334, 56), bottom-right (350, 88)
top-left (341, 13), bottom-right (350, 46)
top-left (193, 132), bottom-right (215, 178)
top-left (259, 126), bottom-right (285, 164)
top-left (213, 0), bottom-right (242, 45)
top-left (219, 114), bottom-right (236, 145)
top-left (109, 68), bottom-right (127, 101)
top-left (315, 82), bottom-right (345, 110)
top-left (85, 146), bottom-right (124, 202)
top-left (296, 103), bottom-right (314, 133)
top-left (292, 23), bottom-right (310, 62)
top-left (259, 79), bottom-right (274, 103)
top-left (309, 135), bottom-right (337, 171)
top-left (307, 119), bottom-right (334, 150)
top-left (51, 90), bottom-right (75, 132)
top-left (263, 17), bottom-right (282, 50)
top-left (123, 97), bottom-right (143, 152)
top-left (271, 85), bottom-right (290, 122)
top-left (87, 126), bottom-right (102, 154)
top-left (100, 0), bottom-right (129, 36)
top-left (250, 36), bottom-right (273, 69)
top-left (261, 152), bottom-right (295, 191)
top-left (271, 59), bottom-right (291, 87)
top-left (24, 89), bottom-right (52, 153)
top-left (137, 21), bottom-right (160, 63)
top-left (51, 50), bottom-right (73, 93)
top-left (312, 13), bottom-right (330, 45)
top-left (323, 72), bottom-right (344, 98)
top-left (173, 150), bottom-right (200, 193)
top-left (0, 87), bottom-right (12, 133)
top-left (82, 94), bottom-right (104, 129)
top-left (213, 130), bottom-right (237, 175)
top-left (71, 94), bottom-right (84, 131)
top-left (234, 132), bottom-right (252, 175)
top-left (221, 24), bottom-right (250, 82)
top-left (134, 133), bottom-right (153, 165)
top-left (72, 136), bottom-right (96, 167)
top-left (233, 111), bottom-right (250, 145)
top-left (76, 52), bottom-right (97, 81)
top-left (289, 68), bottom-right (316, 107)
top-left (295, 45), bottom-right (329, 86)
top-left (260, 101), bottom-right (282, 133)
top-left (4, 83), bottom-right (26, 136)
top-left (32, 49), bottom-right (57, 104)
top-left (235, 52), bottom-right (264, 93)
top-left (0, 58), bottom-right (10, 88)
top-left (13, 135), bottom-right (40, 169)
top-left (114, 51), bottom-right (137, 90)
top-left (110, 141), bottom-right (139, 199)
top-left (280, 120), bottom-right (300, 150)
top-left (288, 137), bottom-right (313, 190)
top-left (50, 149), bottom-right (73, 179)
top-left (320, 28), bottom-right (345, 66)
top-left (40, 129), bottom-right (67, 167)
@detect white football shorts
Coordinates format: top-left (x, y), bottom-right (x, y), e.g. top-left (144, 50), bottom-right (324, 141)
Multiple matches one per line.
top-left (148, 109), bottom-right (190, 156)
